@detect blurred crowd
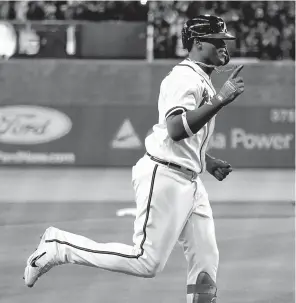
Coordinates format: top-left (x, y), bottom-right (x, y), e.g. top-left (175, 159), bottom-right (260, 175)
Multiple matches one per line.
top-left (0, 1), bottom-right (147, 21)
top-left (151, 1), bottom-right (295, 60)
top-left (0, 1), bottom-right (294, 60)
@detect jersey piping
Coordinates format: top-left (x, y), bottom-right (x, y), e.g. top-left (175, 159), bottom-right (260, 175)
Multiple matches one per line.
top-left (175, 62), bottom-right (212, 173)
top-left (183, 59), bottom-right (216, 94)
top-left (45, 165), bottom-right (159, 259)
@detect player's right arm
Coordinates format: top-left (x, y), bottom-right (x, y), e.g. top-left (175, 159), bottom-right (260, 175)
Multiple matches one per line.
top-left (167, 65), bottom-right (245, 142)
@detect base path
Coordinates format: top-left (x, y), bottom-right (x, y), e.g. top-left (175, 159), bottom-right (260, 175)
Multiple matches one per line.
top-left (0, 202), bottom-right (294, 303)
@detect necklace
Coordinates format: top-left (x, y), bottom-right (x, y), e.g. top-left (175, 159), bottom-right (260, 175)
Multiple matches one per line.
top-left (187, 58), bottom-right (236, 74)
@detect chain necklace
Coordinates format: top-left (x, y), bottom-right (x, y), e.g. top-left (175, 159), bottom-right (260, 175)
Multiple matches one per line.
top-left (187, 58), bottom-right (237, 74)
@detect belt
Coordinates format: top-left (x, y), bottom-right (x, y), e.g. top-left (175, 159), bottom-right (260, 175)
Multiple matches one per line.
top-left (146, 152), bottom-right (197, 180)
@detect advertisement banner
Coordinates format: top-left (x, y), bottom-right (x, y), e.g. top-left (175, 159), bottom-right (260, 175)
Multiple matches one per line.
top-left (0, 105), bottom-right (156, 165)
top-left (106, 106), bottom-right (295, 168)
top-left (0, 105), bottom-right (78, 164)
top-left (0, 105), bottom-right (294, 167)
top-left (207, 107), bottom-right (295, 167)
top-left (3, 22), bottom-right (80, 58)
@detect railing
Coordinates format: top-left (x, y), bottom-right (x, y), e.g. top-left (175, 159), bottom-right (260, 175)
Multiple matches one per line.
top-left (0, 20), bottom-right (147, 59)
top-left (0, 20), bottom-right (294, 61)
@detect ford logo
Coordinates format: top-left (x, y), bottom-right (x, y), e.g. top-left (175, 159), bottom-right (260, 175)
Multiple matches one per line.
top-left (0, 106), bottom-right (72, 144)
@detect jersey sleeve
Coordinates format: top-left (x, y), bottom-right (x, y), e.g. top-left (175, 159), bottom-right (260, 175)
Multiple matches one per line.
top-left (161, 73), bottom-right (204, 120)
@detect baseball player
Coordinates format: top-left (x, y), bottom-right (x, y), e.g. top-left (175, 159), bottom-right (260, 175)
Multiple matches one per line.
top-left (24, 15), bottom-right (244, 303)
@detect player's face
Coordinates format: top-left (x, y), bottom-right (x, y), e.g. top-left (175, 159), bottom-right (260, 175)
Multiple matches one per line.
top-left (200, 38), bottom-right (228, 66)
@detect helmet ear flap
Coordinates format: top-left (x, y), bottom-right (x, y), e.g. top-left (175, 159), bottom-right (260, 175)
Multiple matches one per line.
top-left (182, 27), bottom-right (196, 52)
top-left (181, 26), bottom-right (189, 50)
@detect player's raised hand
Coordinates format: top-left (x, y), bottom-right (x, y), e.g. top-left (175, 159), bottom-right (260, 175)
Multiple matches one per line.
top-left (216, 64), bottom-right (245, 106)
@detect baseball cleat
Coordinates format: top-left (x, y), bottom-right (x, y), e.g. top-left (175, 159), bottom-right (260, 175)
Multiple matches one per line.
top-left (24, 227), bottom-right (59, 288)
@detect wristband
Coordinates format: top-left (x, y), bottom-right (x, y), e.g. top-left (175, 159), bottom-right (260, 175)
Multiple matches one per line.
top-left (211, 95), bottom-right (225, 107)
top-left (181, 112), bottom-right (194, 137)
top-left (217, 80), bottom-right (237, 101)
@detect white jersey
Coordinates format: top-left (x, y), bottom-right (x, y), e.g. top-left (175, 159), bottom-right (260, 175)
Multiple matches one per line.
top-left (145, 58), bottom-right (216, 173)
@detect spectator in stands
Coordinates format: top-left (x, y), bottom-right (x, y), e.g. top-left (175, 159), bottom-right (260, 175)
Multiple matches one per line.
top-left (54, 1), bottom-right (67, 20)
top-left (281, 24), bottom-right (295, 59)
top-left (261, 23), bottom-right (281, 60)
top-left (0, 1), bottom-right (16, 20)
top-left (0, 0), bottom-right (294, 60)
top-left (43, 1), bottom-right (58, 20)
top-left (154, 20), bottom-right (172, 58)
top-left (14, 1), bottom-right (28, 21)
top-left (26, 1), bottom-right (45, 21)
top-left (152, 1), bottom-right (295, 60)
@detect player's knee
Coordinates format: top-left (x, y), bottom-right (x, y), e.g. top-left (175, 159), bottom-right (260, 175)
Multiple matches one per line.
top-left (143, 269), bottom-right (157, 278)
top-left (141, 261), bottom-right (161, 278)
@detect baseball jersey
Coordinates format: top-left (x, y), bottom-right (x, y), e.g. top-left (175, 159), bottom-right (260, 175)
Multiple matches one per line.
top-left (145, 58), bottom-right (216, 173)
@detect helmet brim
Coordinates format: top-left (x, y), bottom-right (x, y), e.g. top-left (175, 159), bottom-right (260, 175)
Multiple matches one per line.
top-left (201, 32), bottom-right (236, 40)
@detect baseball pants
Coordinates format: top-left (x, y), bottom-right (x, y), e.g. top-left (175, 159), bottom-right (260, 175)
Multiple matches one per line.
top-left (46, 155), bottom-right (219, 303)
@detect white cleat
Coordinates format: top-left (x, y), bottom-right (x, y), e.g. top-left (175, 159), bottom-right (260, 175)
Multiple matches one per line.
top-left (23, 227), bottom-right (59, 288)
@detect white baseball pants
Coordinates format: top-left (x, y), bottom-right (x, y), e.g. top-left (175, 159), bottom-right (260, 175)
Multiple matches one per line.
top-left (46, 155), bottom-right (219, 303)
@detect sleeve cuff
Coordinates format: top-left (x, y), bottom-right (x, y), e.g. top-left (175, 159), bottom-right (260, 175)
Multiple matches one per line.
top-left (165, 106), bottom-right (188, 119)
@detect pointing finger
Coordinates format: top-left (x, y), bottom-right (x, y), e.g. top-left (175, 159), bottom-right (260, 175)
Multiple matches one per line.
top-left (229, 65), bottom-right (244, 79)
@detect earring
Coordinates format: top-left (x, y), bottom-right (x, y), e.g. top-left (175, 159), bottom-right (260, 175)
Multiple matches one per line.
top-left (195, 39), bottom-right (201, 47)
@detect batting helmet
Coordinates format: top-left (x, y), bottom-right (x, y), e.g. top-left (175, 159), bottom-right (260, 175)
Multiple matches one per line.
top-left (182, 15), bottom-right (235, 65)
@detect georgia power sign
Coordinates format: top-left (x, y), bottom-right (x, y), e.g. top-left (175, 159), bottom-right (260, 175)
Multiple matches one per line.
top-left (0, 106), bottom-right (72, 144)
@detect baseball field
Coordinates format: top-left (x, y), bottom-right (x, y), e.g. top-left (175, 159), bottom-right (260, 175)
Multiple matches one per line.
top-left (0, 168), bottom-right (294, 303)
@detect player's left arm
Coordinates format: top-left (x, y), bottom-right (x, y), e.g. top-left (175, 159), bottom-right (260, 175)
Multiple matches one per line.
top-left (205, 153), bottom-right (232, 181)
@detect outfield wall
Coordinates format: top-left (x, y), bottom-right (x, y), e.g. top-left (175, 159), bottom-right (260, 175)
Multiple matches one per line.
top-left (0, 60), bottom-right (294, 168)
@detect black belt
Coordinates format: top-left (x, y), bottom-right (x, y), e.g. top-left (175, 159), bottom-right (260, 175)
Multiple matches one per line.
top-left (146, 152), bottom-right (197, 180)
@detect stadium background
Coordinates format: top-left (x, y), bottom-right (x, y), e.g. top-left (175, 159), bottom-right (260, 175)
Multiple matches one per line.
top-left (0, 1), bottom-right (294, 303)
